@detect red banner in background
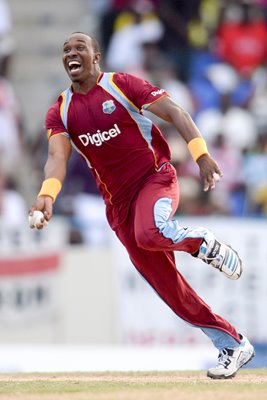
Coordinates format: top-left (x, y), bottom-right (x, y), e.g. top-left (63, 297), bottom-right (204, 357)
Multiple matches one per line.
top-left (0, 253), bottom-right (60, 276)
top-left (0, 252), bottom-right (61, 324)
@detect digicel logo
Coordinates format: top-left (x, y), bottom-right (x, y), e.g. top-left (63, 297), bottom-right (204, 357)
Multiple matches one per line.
top-left (78, 124), bottom-right (121, 147)
top-left (151, 89), bottom-right (165, 96)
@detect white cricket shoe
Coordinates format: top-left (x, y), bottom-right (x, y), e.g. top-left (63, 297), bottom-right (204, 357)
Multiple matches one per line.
top-left (197, 232), bottom-right (242, 280)
top-left (207, 335), bottom-right (255, 379)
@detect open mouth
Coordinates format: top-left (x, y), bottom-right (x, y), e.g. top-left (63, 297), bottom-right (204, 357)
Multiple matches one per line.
top-left (68, 60), bottom-right (82, 73)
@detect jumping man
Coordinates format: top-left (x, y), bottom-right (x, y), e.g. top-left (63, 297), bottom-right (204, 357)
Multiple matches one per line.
top-left (29, 32), bottom-right (255, 379)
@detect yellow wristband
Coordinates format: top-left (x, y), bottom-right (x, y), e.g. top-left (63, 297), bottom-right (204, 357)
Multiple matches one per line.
top-left (188, 137), bottom-right (209, 162)
top-left (38, 178), bottom-right (62, 203)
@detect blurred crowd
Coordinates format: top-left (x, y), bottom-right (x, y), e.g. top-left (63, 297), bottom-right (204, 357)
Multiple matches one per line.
top-left (1, 0), bottom-right (267, 246)
top-left (91, 0), bottom-right (267, 219)
top-left (0, 0), bottom-right (28, 232)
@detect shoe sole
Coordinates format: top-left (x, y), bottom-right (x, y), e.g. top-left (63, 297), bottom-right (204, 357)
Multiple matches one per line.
top-left (207, 350), bottom-right (256, 380)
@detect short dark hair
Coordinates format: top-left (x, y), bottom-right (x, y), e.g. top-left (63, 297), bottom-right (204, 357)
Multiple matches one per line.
top-left (70, 31), bottom-right (100, 53)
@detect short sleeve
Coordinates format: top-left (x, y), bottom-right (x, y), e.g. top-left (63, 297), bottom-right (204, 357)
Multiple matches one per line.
top-left (112, 73), bottom-right (169, 111)
top-left (45, 100), bottom-right (70, 140)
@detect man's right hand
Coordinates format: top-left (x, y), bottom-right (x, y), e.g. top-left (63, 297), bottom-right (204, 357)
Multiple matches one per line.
top-left (29, 195), bottom-right (53, 229)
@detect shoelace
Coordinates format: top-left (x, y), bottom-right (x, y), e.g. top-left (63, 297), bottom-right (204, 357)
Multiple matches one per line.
top-left (205, 254), bottom-right (222, 266)
top-left (218, 349), bottom-right (232, 367)
top-left (203, 243), bottom-right (222, 267)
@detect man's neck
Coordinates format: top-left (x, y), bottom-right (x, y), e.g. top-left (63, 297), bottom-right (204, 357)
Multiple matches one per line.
top-left (71, 70), bottom-right (102, 94)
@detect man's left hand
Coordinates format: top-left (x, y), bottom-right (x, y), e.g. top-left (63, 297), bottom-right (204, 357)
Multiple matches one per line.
top-left (197, 154), bottom-right (223, 192)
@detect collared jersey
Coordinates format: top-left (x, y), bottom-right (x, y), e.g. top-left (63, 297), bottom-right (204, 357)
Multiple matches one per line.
top-left (46, 72), bottom-right (171, 227)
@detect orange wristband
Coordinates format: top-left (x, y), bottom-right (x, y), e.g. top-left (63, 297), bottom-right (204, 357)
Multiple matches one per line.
top-left (188, 137), bottom-right (209, 162)
top-left (38, 178), bottom-right (62, 203)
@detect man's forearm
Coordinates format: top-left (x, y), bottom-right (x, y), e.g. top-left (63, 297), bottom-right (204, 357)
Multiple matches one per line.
top-left (44, 154), bottom-right (68, 184)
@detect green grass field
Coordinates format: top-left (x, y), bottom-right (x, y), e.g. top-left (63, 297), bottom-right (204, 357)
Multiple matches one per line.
top-left (0, 370), bottom-right (266, 400)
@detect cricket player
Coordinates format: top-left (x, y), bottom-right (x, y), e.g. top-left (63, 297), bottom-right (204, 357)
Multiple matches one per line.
top-left (29, 32), bottom-right (255, 378)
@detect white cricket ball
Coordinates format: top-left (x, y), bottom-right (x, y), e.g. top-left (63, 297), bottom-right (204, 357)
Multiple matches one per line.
top-left (29, 210), bottom-right (47, 228)
top-left (213, 172), bottom-right (221, 182)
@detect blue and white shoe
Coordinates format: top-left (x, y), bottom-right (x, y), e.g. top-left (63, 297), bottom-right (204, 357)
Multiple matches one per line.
top-left (197, 232), bottom-right (242, 280)
top-left (207, 334), bottom-right (255, 379)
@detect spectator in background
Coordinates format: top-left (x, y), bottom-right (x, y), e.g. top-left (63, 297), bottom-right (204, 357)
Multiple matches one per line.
top-left (242, 131), bottom-right (267, 215)
top-left (249, 65), bottom-right (267, 135)
top-left (0, 74), bottom-right (25, 179)
top-left (189, 60), bottom-right (256, 149)
top-left (145, 61), bottom-right (195, 116)
top-left (105, 0), bottom-right (163, 76)
top-left (0, 172), bottom-right (27, 228)
top-left (214, 1), bottom-right (267, 78)
top-left (0, 170), bottom-right (28, 250)
top-left (0, 0), bottom-right (25, 191)
top-left (157, 0), bottom-right (199, 81)
top-left (155, 0), bottom-right (219, 81)
top-left (0, 0), bottom-right (14, 77)
top-left (99, 0), bottom-right (159, 52)
top-left (178, 60), bottom-right (258, 216)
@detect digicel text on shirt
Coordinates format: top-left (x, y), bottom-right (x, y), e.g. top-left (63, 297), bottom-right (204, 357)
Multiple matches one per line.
top-left (78, 123), bottom-right (121, 147)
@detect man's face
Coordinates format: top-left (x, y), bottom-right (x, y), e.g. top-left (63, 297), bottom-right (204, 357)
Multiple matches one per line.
top-left (62, 33), bottom-right (98, 82)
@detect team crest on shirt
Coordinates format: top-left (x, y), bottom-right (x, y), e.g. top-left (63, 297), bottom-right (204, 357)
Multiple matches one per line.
top-left (102, 100), bottom-right (116, 114)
